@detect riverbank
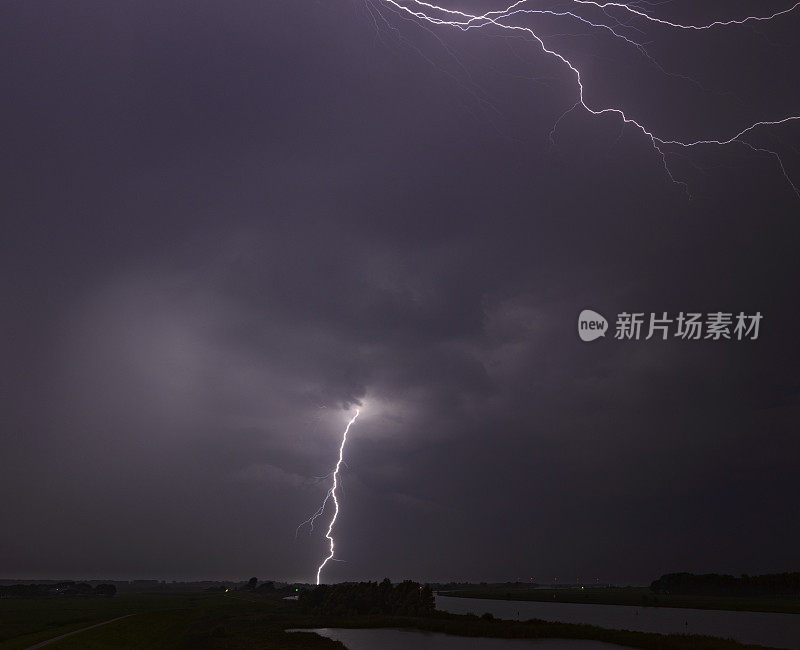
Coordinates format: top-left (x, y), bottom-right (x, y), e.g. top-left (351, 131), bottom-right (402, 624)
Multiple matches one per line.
top-left (443, 587), bottom-right (800, 614)
top-left (287, 610), bottom-right (783, 650)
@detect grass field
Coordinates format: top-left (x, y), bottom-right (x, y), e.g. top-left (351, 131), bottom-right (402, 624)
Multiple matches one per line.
top-left (0, 594), bottom-right (343, 649)
top-left (0, 591), bottom-right (788, 649)
top-left (443, 587), bottom-right (800, 614)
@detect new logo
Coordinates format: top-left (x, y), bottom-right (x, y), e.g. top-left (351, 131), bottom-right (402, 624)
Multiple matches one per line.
top-left (578, 309), bottom-right (608, 342)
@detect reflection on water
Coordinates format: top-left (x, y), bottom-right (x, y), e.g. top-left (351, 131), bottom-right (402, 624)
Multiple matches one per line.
top-left (436, 595), bottom-right (800, 650)
top-left (290, 628), bottom-right (627, 649)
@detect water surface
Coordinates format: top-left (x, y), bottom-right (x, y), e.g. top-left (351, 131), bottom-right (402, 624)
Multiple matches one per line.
top-left (436, 594), bottom-right (800, 649)
top-left (291, 628), bottom-right (627, 649)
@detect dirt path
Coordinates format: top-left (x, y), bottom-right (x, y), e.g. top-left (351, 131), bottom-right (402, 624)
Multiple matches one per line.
top-left (25, 614), bottom-right (135, 649)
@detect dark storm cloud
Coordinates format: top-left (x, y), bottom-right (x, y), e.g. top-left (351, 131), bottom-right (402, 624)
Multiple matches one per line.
top-left (1, 0), bottom-right (798, 583)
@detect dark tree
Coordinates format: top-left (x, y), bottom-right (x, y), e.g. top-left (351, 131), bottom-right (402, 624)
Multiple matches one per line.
top-left (255, 580), bottom-right (275, 594)
top-left (299, 579), bottom-right (436, 617)
top-left (94, 584), bottom-right (117, 597)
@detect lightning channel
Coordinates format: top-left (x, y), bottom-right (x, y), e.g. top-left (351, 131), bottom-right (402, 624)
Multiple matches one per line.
top-left (570, 1), bottom-right (800, 31)
top-left (310, 409), bottom-right (360, 585)
top-left (368, 0), bottom-right (800, 195)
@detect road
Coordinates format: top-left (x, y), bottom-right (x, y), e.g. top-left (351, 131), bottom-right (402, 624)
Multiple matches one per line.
top-left (25, 614), bottom-right (135, 649)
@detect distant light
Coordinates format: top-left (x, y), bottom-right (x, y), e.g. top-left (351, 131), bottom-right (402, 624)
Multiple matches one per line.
top-left (295, 588), bottom-right (299, 592)
top-left (225, 588), bottom-right (229, 593)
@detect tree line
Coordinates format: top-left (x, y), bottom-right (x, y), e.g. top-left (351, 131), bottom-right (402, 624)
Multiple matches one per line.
top-left (0, 581), bottom-right (116, 598)
top-left (299, 579), bottom-right (435, 616)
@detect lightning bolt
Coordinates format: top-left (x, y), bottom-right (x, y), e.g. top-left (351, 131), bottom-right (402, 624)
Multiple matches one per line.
top-left (295, 486), bottom-right (333, 538)
top-left (300, 409), bottom-right (360, 585)
top-left (570, 1), bottom-right (800, 31)
top-left (364, 0), bottom-right (800, 196)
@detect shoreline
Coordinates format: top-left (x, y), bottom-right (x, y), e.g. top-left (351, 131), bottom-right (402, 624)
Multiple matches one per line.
top-left (441, 588), bottom-right (800, 615)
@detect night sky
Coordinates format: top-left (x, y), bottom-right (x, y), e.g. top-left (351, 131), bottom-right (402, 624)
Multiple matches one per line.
top-left (2, 0), bottom-right (799, 585)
